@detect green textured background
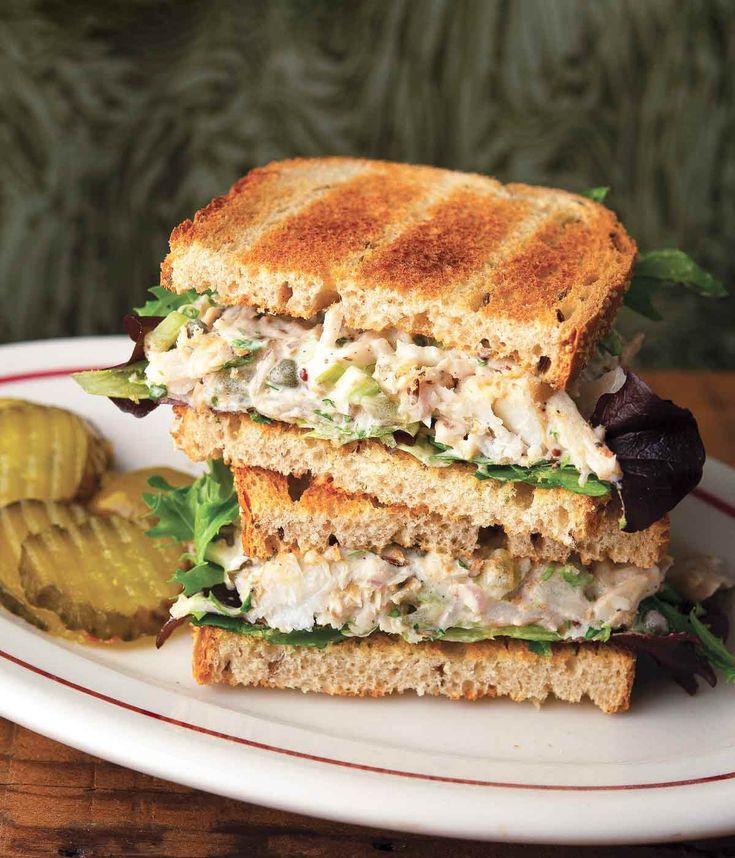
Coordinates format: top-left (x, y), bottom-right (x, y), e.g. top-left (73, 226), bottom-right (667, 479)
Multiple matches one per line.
top-left (0, 0), bottom-right (733, 367)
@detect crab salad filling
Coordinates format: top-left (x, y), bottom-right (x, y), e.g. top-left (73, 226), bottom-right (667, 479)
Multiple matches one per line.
top-left (144, 295), bottom-right (624, 488)
top-left (171, 526), bottom-right (667, 644)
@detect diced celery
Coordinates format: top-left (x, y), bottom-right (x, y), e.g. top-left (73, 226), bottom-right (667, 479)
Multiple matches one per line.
top-left (179, 304), bottom-right (200, 320)
top-left (363, 394), bottom-right (397, 421)
top-left (146, 311), bottom-right (189, 352)
top-left (348, 375), bottom-right (382, 401)
top-left (316, 362), bottom-right (347, 386)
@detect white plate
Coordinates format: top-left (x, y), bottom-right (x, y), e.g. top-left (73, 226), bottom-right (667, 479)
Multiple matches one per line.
top-left (1, 337), bottom-right (734, 845)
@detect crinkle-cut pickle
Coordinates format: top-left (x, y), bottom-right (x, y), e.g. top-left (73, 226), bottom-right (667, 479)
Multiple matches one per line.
top-left (0, 499), bottom-right (88, 634)
top-left (88, 467), bottom-right (193, 521)
top-left (19, 515), bottom-right (181, 641)
top-left (0, 401), bottom-right (110, 506)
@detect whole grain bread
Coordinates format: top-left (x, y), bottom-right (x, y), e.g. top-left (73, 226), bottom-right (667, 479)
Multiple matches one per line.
top-left (162, 157), bottom-right (636, 389)
top-left (192, 626), bottom-right (636, 714)
top-left (173, 406), bottom-right (668, 567)
top-left (234, 466), bottom-right (477, 559)
top-left (233, 466), bottom-right (667, 566)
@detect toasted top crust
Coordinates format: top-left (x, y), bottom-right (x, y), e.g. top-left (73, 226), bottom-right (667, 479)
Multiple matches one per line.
top-left (162, 157), bottom-right (636, 389)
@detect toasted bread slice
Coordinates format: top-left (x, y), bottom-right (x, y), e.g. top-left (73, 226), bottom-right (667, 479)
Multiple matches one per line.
top-left (173, 406), bottom-right (668, 567)
top-left (234, 466), bottom-right (476, 560)
top-left (162, 157), bottom-right (636, 389)
top-left (193, 627), bottom-right (635, 714)
top-left (234, 466), bottom-right (667, 566)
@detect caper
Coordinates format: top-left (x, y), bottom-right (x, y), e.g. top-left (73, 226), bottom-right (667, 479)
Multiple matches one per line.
top-left (267, 359), bottom-right (299, 388)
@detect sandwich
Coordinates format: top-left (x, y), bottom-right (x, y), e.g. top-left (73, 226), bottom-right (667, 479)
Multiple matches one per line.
top-left (147, 461), bottom-right (731, 714)
top-left (75, 157), bottom-right (733, 710)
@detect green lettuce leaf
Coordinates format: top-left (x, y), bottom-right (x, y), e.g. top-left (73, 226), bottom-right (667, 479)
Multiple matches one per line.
top-left (527, 640), bottom-right (552, 656)
top-left (134, 286), bottom-right (201, 317)
top-left (172, 562), bottom-right (225, 597)
top-left (304, 420), bottom-right (403, 445)
top-left (400, 442), bottom-right (611, 494)
top-left (626, 249), bottom-right (727, 320)
top-left (472, 461), bottom-right (611, 496)
top-left (191, 614), bottom-right (347, 648)
top-left (584, 625), bottom-right (612, 642)
top-left (579, 188), bottom-right (727, 319)
top-left (191, 615), bottom-right (566, 648)
top-left (441, 625), bottom-right (561, 643)
top-left (688, 612), bottom-right (735, 682)
top-left (72, 361), bottom-right (151, 401)
top-left (581, 186), bottom-right (610, 203)
top-left (393, 437), bottom-right (451, 467)
top-left (144, 460), bottom-right (239, 563)
top-left (249, 411), bottom-right (273, 425)
top-left (638, 587), bottom-right (735, 683)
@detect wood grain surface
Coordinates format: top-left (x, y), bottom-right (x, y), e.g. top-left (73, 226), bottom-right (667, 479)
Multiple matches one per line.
top-left (1, 371), bottom-right (734, 858)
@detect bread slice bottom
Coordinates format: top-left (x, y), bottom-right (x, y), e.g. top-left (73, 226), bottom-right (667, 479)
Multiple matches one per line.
top-left (193, 627), bottom-right (635, 714)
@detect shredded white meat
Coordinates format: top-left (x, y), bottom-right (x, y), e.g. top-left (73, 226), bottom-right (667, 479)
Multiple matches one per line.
top-left (170, 537), bottom-right (666, 642)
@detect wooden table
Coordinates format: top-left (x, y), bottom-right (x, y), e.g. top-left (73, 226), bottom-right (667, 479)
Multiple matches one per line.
top-left (2, 371), bottom-right (734, 857)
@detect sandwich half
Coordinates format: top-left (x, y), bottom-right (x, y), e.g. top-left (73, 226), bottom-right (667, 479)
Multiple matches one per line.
top-left (176, 466), bottom-right (654, 713)
top-left (149, 465), bottom-right (727, 714)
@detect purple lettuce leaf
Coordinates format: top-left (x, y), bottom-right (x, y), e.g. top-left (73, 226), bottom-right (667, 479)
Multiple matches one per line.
top-left (108, 314), bottom-right (163, 417)
top-left (591, 372), bottom-right (705, 532)
top-left (612, 598), bottom-right (730, 695)
top-left (612, 631), bottom-right (716, 695)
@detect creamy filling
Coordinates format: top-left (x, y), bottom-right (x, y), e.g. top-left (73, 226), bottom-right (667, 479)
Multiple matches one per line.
top-left (145, 298), bottom-right (623, 484)
top-left (170, 536), bottom-right (666, 643)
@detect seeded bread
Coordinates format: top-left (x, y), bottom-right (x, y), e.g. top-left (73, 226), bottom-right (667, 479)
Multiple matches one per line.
top-left (173, 406), bottom-right (669, 567)
top-left (161, 157), bottom-right (636, 389)
top-left (192, 627), bottom-right (636, 714)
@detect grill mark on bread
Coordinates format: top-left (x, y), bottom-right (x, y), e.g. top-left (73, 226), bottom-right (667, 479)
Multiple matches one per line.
top-left (244, 169), bottom-right (434, 284)
top-left (163, 159), bottom-right (368, 292)
top-left (357, 188), bottom-right (532, 296)
top-left (199, 159), bottom-right (368, 247)
top-left (488, 217), bottom-right (611, 322)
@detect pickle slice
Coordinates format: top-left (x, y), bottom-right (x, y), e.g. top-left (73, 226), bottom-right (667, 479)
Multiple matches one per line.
top-left (0, 401), bottom-right (111, 506)
top-left (0, 499), bottom-right (88, 632)
top-left (0, 398), bottom-right (28, 410)
top-left (19, 515), bottom-right (181, 641)
top-left (88, 467), bottom-right (193, 521)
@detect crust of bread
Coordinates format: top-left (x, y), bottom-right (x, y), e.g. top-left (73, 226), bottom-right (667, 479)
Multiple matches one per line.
top-left (173, 405), bottom-right (668, 567)
top-left (192, 626), bottom-right (636, 714)
top-left (162, 157), bottom-right (636, 389)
